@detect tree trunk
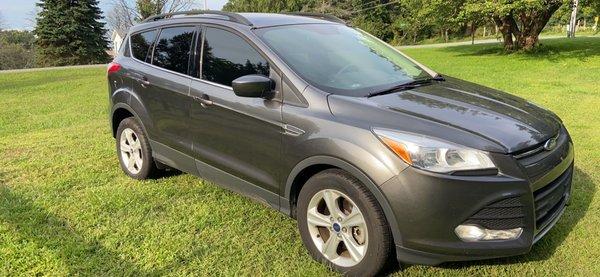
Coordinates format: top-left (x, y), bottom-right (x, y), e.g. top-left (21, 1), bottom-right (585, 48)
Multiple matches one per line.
top-left (493, 16), bottom-right (515, 51)
top-left (471, 23), bottom-right (476, 45)
top-left (518, 2), bottom-right (562, 49)
top-left (568, 0), bottom-right (579, 38)
top-left (493, 2), bottom-right (562, 51)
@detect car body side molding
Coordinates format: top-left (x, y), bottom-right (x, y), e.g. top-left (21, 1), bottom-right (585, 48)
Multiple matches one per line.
top-left (150, 139), bottom-right (281, 210)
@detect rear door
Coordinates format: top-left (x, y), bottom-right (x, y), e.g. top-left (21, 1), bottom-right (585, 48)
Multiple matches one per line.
top-left (129, 26), bottom-right (196, 153)
top-left (188, 26), bottom-right (283, 194)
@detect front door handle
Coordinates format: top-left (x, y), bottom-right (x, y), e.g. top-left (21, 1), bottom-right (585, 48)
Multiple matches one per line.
top-left (193, 95), bottom-right (213, 107)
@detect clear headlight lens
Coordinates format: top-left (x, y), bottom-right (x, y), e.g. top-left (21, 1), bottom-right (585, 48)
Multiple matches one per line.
top-left (373, 129), bottom-right (496, 173)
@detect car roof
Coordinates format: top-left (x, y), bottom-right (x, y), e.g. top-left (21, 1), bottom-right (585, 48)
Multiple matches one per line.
top-left (239, 13), bottom-right (338, 28)
top-left (130, 12), bottom-right (342, 33)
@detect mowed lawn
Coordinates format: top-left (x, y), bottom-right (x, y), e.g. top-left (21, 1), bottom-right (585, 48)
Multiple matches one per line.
top-left (1, 37), bottom-right (599, 276)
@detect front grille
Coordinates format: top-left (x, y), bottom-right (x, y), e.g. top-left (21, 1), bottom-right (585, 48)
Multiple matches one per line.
top-left (516, 128), bottom-right (570, 182)
top-left (464, 197), bottom-right (525, 229)
top-left (534, 165), bottom-right (572, 232)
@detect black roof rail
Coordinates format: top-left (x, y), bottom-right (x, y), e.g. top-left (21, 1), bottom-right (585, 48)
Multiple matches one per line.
top-left (285, 12), bottom-right (346, 25)
top-left (142, 10), bottom-right (253, 26)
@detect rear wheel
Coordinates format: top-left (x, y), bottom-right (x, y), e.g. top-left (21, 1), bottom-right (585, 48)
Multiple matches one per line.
top-left (297, 169), bottom-right (392, 276)
top-left (116, 117), bottom-right (158, 179)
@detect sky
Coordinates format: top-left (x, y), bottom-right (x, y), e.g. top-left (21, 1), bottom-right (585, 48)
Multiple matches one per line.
top-left (0, 0), bottom-right (228, 30)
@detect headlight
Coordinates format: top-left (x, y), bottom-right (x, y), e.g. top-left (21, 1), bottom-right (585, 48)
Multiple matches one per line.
top-left (373, 129), bottom-right (496, 173)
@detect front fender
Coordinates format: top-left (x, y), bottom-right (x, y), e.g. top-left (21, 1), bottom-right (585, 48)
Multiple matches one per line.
top-left (283, 154), bottom-right (403, 247)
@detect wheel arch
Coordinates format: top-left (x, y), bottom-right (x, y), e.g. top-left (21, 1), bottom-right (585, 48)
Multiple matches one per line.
top-left (111, 103), bottom-right (149, 138)
top-left (284, 155), bottom-right (402, 245)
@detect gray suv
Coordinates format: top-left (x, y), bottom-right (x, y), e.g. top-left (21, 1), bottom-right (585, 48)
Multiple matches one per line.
top-left (107, 11), bottom-right (574, 276)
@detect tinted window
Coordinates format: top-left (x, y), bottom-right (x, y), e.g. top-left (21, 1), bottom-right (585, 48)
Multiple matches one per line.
top-left (202, 27), bottom-right (269, 86)
top-left (130, 30), bottom-right (157, 62)
top-left (152, 26), bottom-right (195, 74)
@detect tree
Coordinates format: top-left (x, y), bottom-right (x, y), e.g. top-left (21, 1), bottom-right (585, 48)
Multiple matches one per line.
top-left (35, 0), bottom-right (110, 66)
top-left (0, 30), bottom-right (37, 69)
top-left (223, 0), bottom-right (313, 13)
top-left (464, 0), bottom-right (568, 51)
top-left (107, 0), bottom-right (195, 33)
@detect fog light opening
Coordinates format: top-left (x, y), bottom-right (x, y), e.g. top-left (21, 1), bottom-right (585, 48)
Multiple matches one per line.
top-left (455, 224), bottom-right (523, 242)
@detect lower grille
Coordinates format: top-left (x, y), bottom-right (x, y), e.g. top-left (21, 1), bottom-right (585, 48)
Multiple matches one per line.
top-left (534, 165), bottom-right (573, 232)
top-left (465, 197), bottom-right (525, 230)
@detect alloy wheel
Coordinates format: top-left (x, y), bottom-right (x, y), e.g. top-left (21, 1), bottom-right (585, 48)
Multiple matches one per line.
top-left (306, 189), bottom-right (368, 267)
top-left (119, 128), bottom-right (143, 174)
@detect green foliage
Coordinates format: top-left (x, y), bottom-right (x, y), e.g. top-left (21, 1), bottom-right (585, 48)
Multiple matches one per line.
top-left (223, 0), bottom-right (311, 12)
top-left (0, 30), bottom-right (36, 70)
top-left (136, 0), bottom-right (163, 20)
top-left (34, 0), bottom-right (110, 67)
top-left (223, 0), bottom-right (600, 47)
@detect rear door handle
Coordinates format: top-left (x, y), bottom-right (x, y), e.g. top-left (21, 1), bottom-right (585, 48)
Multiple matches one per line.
top-left (140, 76), bottom-right (151, 87)
top-left (193, 95), bottom-right (213, 107)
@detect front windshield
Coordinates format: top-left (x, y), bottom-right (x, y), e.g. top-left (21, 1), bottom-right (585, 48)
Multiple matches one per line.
top-left (256, 24), bottom-right (429, 97)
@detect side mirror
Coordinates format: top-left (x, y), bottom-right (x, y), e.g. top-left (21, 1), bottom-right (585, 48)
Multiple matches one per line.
top-left (232, 75), bottom-right (273, 98)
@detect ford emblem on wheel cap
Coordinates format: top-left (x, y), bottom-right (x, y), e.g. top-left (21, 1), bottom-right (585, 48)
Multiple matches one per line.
top-left (332, 223), bottom-right (341, 232)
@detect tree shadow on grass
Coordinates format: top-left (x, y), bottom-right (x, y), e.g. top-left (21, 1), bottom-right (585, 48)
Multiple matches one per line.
top-left (0, 185), bottom-right (157, 276)
top-left (423, 166), bottom-right (594, 270)
top-left (439, 37), bottom-right (600, 63)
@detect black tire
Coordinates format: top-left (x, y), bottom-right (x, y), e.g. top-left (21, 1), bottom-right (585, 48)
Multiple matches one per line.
top-left (297, 169), bottom-right (392, 276)
top-left (116, 117), bottom-right (158, 180)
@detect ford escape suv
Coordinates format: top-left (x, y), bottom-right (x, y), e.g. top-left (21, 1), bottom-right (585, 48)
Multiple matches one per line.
top-left (107, 11), bottom-right (574, 276)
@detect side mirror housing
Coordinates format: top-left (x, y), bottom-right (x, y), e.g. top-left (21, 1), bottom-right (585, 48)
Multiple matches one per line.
top-left (232, 75), bottom-right (273, 98)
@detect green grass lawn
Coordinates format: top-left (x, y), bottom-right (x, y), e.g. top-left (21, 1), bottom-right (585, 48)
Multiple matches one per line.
top-left (1, 37), bottom-right (599, 276)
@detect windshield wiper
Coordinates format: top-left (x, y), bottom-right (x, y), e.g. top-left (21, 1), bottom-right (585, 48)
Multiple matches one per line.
top-left (366, 74), bottom-right (445, 98)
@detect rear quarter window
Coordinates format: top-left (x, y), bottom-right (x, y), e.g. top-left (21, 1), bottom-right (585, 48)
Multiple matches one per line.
top-left (130, 30), bottom-right (157, 62)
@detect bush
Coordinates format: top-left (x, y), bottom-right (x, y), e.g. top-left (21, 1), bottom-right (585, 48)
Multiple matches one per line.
top-left (0, 30), bottom-right (36, 70)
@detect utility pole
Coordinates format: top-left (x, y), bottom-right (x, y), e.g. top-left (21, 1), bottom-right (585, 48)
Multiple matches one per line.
top-left (568, 0), bottom-right (579, 38)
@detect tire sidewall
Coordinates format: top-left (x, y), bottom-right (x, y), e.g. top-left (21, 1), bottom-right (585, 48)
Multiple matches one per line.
top-left (116, 117), bottom-right (154, 180)
top-left (297, 170), bottom-right (390, 276)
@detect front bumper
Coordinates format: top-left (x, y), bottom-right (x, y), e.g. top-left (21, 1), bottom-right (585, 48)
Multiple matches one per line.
top-left (380, 139), bottom-right (574, 265)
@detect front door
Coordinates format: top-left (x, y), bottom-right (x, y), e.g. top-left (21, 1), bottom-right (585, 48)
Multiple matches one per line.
top-left (188, 26), bottom-right (282, 195)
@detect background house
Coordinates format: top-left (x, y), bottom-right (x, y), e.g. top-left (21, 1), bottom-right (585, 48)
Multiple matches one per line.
top-left (111, 29), bottom-right (125, 57)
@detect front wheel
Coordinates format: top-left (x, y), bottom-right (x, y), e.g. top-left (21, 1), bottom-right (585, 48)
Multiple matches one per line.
top-left (297, 169), bottom-right (392, 276)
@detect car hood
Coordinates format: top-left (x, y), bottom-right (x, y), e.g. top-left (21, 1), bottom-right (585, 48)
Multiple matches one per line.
top-left (327, 77), bottom-right (562, 153)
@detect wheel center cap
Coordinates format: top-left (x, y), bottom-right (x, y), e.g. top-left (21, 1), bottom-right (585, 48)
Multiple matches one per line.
top-left (332, 223), bottom-right (341, 233)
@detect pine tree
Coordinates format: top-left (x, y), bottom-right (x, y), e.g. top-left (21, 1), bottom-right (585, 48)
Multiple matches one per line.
top-left (35, 0), bottom-right (110, 66)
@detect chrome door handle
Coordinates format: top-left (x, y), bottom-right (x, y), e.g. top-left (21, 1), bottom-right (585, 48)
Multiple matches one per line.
top-left (193, 95), bottom-right (213, 107)
top-left (140, 77), bottom-right (151, 87)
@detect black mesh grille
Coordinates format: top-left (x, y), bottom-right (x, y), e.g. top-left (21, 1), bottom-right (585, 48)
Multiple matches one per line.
top-left (534, 166), bottom-right (572, 232)
top-left (464, 197), bottom-right (525, 230)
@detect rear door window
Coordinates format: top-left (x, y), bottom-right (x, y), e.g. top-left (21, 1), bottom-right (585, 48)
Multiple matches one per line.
top-left (201, 27), bottom-right (269, 86)
top-left (130, 30), bottom-right (157, 62)
top-left (152, 26), bottom-right (195, 75)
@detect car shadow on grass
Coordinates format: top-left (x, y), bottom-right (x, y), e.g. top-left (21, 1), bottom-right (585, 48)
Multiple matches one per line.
top-left (439, 37), bottom-right (600, 62)
top-left (0, 185), bottom-right (156, 275)
top-left (409, 166), bottom-right (594, 271)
